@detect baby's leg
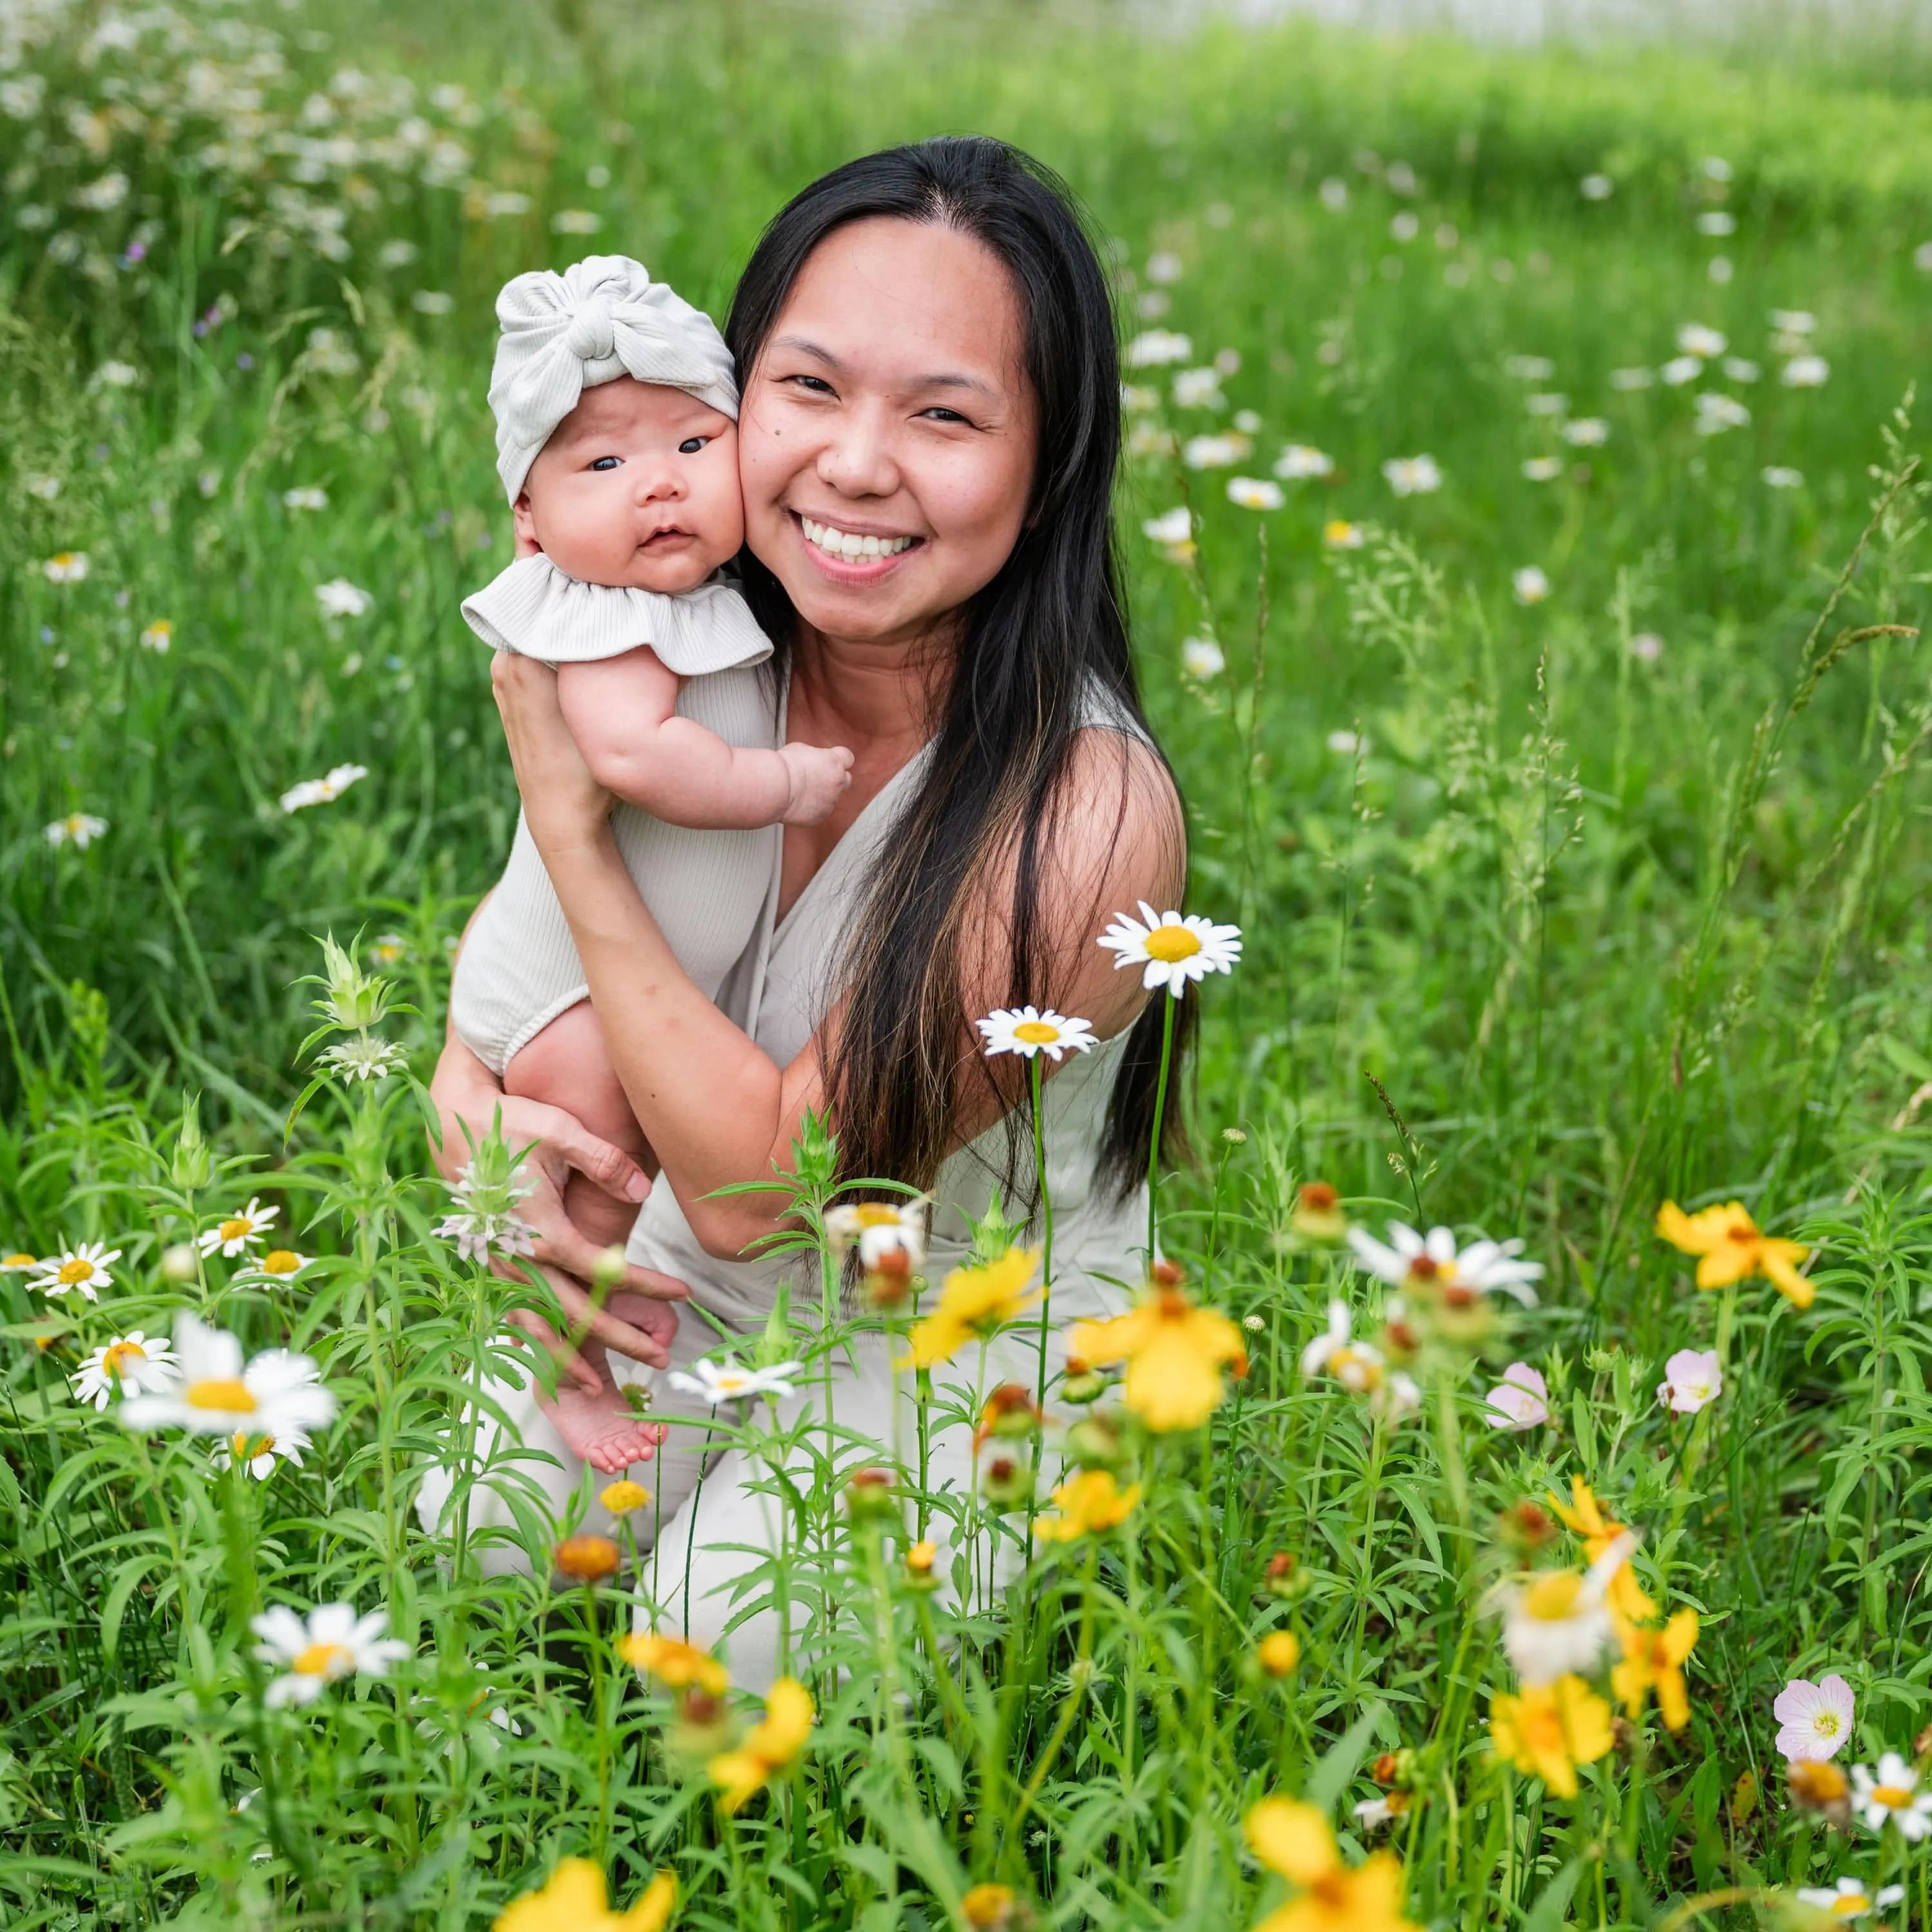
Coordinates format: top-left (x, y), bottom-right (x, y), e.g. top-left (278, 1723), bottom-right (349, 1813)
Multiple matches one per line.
top-left (504, 1002), bottom-right (673, 1473)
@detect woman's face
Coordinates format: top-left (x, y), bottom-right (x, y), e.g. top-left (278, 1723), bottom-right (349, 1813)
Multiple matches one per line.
top-left (737, 216), bottom-right (1038, 652)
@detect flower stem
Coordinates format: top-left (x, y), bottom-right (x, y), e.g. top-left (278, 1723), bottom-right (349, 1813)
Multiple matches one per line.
top-left (1146, 993), bottom-right (1177, 1265)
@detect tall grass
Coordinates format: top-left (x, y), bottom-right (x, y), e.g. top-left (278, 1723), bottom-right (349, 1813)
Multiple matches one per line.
top-left (3, 1), bottom-right (1932, 1926)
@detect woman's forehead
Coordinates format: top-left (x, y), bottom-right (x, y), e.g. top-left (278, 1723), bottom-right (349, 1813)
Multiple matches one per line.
top-left (770, 218), bottom-right (1027, 394)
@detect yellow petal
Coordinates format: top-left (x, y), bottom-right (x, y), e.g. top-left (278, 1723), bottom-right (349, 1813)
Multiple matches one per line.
top-left (1662, 1606), bottom-right (1700, 1665)
top-left (1762, 1248), bottom-right (1814, 1309)
top-left (495, 1859), bottom-right (610, 1932)
top-left (706, 1748), bottom-right (766, 1815)
top-left (1694, 1247), bottom-right (1754, 1289)
top-left (620, 1871), bottom-right (678, 1932)
top-left (1244, 1797), bottom-right (1338, 1886)
top-left (1122, 1343), bottom-right (1226, 1431)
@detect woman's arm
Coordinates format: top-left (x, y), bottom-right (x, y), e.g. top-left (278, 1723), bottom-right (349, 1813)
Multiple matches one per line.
top-left (492, 652), bottom-right (1183, 1259)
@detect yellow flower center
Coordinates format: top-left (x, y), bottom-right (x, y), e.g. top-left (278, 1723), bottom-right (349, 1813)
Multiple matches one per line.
top-left (292, 1641), bottom-right (353, 1678)
top-left (260, 1250), bottom-right (302, 1275)
top-left (57, 1258), bottom-right (95, 1285)
top-left (187, 1378), bottom-right (256, 1412)
top-left (218, 1218), bottom-right (252, 1242)
top-left (907, 1539), bottom-right (938, 1573)
top-left (1725, 1221), bottom-right (1758, 1245)
top-left (1833, 1895), bottom-right (1870, 1916)
top-left (1814, 1712), bottom-right (1841, 1736)
top-left (230, 1432), bottom-right (274, 1458)
top-left (102, 1341), bottom-right (147, 1379)
top-left (854, 1205), bottom-right (904, 1226)
top-left (714, 1372), bottom-right (750, 1394)
top-left (1012, 1020), bottom-right (1061, 1044)
top-left (1522, 1572), bottom-right (1585, 1620)
top-left (3, 1253), bottom-right (35, 1267)
top-left (1873, 1783), bottom-right (1915, 1808)
top-left (1142, 925), bottom-right (1202, 964)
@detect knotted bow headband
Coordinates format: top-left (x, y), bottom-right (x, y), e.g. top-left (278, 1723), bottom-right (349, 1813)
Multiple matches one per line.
top-left (486, 254), bottom-right (739, 502)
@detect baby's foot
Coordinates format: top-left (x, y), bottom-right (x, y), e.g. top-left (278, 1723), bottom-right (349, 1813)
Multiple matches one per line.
top-left (540, 1374), bottom-right (664, 1475)
top-left (780, 741), bottom-right (855, 826)
top-left (605, 1291), bottom-right (681, 1358)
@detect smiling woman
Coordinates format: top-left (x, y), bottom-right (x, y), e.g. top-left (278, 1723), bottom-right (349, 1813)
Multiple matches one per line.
top-left (428, 137), bottom-right (1190, 1683)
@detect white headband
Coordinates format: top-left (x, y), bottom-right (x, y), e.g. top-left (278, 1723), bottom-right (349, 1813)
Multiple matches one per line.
top-left (486, 254), bottom-right (739, 503)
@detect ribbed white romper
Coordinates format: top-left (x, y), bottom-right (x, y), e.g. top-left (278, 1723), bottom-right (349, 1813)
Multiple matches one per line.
top-left (449, 553), bottom-right (780, 1077)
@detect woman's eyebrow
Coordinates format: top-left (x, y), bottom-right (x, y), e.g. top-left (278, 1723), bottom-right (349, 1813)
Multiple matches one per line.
top-left (770, 335), bottom-right (999, 402)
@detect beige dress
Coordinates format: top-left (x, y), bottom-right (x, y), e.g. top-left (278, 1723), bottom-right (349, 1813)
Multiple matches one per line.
top-left (449, 554), bottom-right (777, 1074)
top-left (420, 686), bottom-right (1150, 1689)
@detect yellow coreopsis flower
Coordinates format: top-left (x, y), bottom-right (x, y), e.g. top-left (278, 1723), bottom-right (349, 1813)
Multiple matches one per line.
top-left (1656, 1200), bottom-right (1812, 1309)
top-left (1068, 1281), bottom-right (1246, 1431)
top-left (1034, 1468), bottom-right (1142, 1542)
top-left (1546, 1479), bottom-right (1656, 1622)
top-left (1243, 1797), bottom-right (1420, 1932)
top-left (618, 1632), bottom-right (728, 1696)
top-left (1489, 1674), bottom-right (1614, 1799)
top-left (495, 1859), bottom-right (676, 1932)
top-left (1611, 1607), bottom-right (1699, 1730)
top-left (708, 1676), bottom-right (815, 1815)
top-left (898, 1248), bottom-right (1040, 1370)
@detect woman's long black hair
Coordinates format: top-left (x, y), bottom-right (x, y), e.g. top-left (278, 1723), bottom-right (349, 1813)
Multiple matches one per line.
top-left (724, 135), bottom-right (1192, 1202)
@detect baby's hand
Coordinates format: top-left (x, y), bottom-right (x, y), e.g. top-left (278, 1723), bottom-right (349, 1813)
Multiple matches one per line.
top-left (779, 741), bottom-right (855, 826)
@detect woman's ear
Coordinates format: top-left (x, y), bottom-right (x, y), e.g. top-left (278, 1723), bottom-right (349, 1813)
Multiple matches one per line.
top-left (511, 491), bottom-right (542, 558)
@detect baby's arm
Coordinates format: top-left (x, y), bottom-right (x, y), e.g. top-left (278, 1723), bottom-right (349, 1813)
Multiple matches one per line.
top-left (555, 648), bottom-right (852, 829)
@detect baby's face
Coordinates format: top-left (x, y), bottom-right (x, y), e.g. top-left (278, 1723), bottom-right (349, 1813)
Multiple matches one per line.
top-left (515, 376), bottom-right (743, 593)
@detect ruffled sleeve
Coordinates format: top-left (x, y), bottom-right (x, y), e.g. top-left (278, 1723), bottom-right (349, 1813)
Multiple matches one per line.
top-left (459, 554), bottom-right (772, 676)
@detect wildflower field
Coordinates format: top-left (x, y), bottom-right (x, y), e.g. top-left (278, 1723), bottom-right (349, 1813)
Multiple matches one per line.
top-left (6, 0), bottom-right (1932, 1925)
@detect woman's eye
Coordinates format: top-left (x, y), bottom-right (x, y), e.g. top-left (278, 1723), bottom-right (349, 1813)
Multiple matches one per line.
top-left (922, 407), bottom-right (969, 425)
top-left (678, 437), bottom-right (708, 455)
top-left (589, 455), bottom-right (622, 472)
top-left (786, 374), bottom-right (835, 395)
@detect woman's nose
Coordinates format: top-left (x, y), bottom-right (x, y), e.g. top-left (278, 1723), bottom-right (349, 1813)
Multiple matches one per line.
top-left (814, 401), bottom-right (901, 498)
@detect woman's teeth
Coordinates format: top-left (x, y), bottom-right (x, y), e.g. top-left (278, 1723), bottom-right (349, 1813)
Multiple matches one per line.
top-left (801, 516), bottom-right (914, 562)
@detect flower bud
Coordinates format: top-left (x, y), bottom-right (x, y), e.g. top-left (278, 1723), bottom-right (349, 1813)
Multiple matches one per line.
top-left (1063, 1411), bottom-right (1127, 1471)
top-left (1059, 1355), bottom-right (1108, 1405)
top-left (902, 1538), bottom-right (942, 1593)
top-left (1261, 1550), bottom-right (1311, 1602)
top-left (1496, 1500), bottom-right (1556, 1557)
top-left (1291, 1181), bottom-right (1349, 1244)
top-left (1256, 1629), bottom-right (1301, 1677)
top-left (980, 1454), bottom-right (1033, 1511)
top-left (554, 1534), bottom-right (621, 1582)
top-left (1150, 1258), bottom-right (1186, 1289)
top-left (600, 1480), bottom-right (650, 1517)
top-left (846, 1466), bottom-right (898, 1523)
top-left (862, 1246), bottom-right (914, 1310)
top-left (979, 1383), bottom-right (1041, 1443)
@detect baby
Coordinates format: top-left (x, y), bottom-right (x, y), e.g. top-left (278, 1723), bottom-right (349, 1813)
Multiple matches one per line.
top-left (451, 256), bottom-right (851, 1473)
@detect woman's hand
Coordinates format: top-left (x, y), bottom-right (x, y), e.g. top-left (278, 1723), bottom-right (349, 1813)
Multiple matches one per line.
top-left (489, 651), bottom-right (614, 856)
top-left (428, 1034), bottom-right (688, 1369)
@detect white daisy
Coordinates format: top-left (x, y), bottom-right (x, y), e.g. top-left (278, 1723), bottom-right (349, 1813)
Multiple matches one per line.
top-left (1273, 444), bottom-right (1334, 480)
top-left (1493, 1533), bottom-right (1633, 1686)
top-left (1660, 355), bottom-right (1704, 386)
top-left (1381, 454), bottom-right (1443, 496)
top-left (246, 1249), bottom-right (315, 1283)
top-left (1657, 1347), bottom-right (1722, 1414)
top-left (43, 813), bottom-right (109, 850)
top-left (197, 1197), bottom-right (278, 1258)
top-left (1580, 173), bottom-right (1614, 200)
top-left (1770, 308), bottom-right (1817, 335)
top-left (71, 1332), bottom-right (179, 1410)
top-left (314, 578), bottom-right (372, 618)
top-left (1775, 1674), bottom-right (1856, 1762)
top-left (280, 763), bottom-right (369, 813)
top-left (1347, 1222), bottom-right (1542, 1306)
top-left (824, 1198), bottom-right (929, 1274)
top-left (1522, 457), bottom-right (1563, 482)
top-left (1141, 507), bottom-right (1193, 547)
top-left (1722, 357), bottom-right (1761, 383)
top-left (42, 551), bottom-right (90, 583)
top-left (214, 1426), bottom-right (310, 1481)
top-left (1794, 1877), bottom-right (1903, 1918)
top-left (1123, 329), bottom-right (1193, 368)
top-left (666, 1358), bottom-right (804, 1406)
top-left (1181, 637), bottom-right (1226, 680)
top-left (1561, 417), bottom-right (1609, 446)
top-left (1482, 1363), bottom-right (1549, 1431)
top-left (1227, 477), bottom-right (1284, 511)
top-left (1171, 366), bottom-right (1225, 410)
top-left (1182, 433), bottom-right (1247, 470)
top-left (283, 486), bottom-right (329, 511)
top-left (1783, 354), bottom-right (1830, 388)
top-left (1299, 1300), bottom-right (1383, 1392)
top-left (1852, 1755), bottom-right (1932, 1837)
top-left (1, 1252), bottom-right (38, 1272)
top-left (119, 1313), bottom-right (336, 1439)
top-left (32, 1241), bottom-right (122, 1301)
top-left (251, 1600), bottom-right (408, 1707)
top-left (1322, 519), bottom-right (1367, 550)
top-left (1677, 323), bottom-right (1728, 359)
top-left (976, 1006), bottom-right (1098, 1064)
top-left (1504, 355), bottom-right (1557, 380)
top-left (138, 620), bottom-right (173, 652)
top-left (1097, 902), bottom-right (1242, 999)
top-left (1513, 566), bottom-right (1551, 605)
top-left (1763, 466), bottom-right (1805, 489)
top-left (1609, 366), bottom-right (1656, 391)
top-left (1694, 393), bottom-right (1752, 435)
top-left (1525, 392), bottom-right (1569, 417)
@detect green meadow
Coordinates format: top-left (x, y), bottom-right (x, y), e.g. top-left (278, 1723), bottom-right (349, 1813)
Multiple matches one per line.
top-left (3, 1), bottom-right (1931, 1925)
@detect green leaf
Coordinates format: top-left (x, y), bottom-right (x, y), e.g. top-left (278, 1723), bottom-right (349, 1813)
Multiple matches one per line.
top-left (1305, 1704), bottom-right (1384, 1815)
top-left (1523, 1855), bottom-right (1586, 1932)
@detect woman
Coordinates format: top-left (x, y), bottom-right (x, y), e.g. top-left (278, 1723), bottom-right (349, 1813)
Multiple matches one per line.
top-left (424, 137), bottom-right (1191, 1683)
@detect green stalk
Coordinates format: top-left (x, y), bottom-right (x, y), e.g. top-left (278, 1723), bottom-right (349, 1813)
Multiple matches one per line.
top-left (1147, 993), bottom-right (1178, 1265)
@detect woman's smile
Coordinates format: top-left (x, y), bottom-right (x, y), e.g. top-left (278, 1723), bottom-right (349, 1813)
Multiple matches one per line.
top-left (792, 509), bottom-right (923, 578)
